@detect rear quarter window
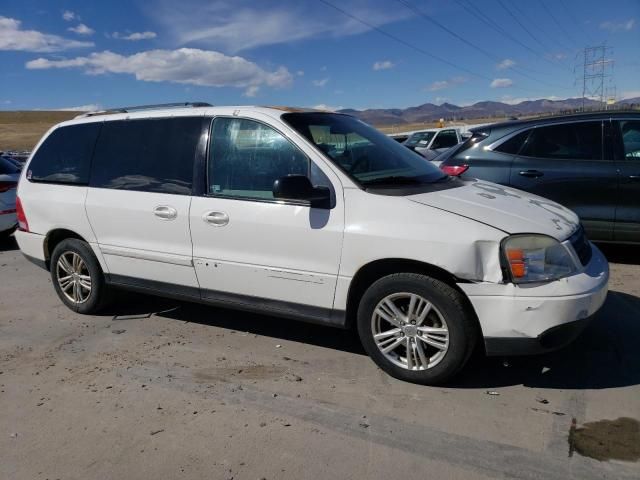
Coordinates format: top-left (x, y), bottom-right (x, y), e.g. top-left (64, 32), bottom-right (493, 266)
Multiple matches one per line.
top-left (90, 117), bottom-right (203, 195)
top-left (494, 130), bottom-right (531, 155)
top-left (0, 157), bottom-right (20, 175)
top-left (27, 123), bottom-right (101, 184)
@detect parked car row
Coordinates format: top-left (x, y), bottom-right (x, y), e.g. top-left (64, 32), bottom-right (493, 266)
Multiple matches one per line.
top-left (0, 156), bottom-right (19, 238)
top-left (438, 111), bottom-right (640, 243)
top-left (15, 103), bottom-right (608, 385)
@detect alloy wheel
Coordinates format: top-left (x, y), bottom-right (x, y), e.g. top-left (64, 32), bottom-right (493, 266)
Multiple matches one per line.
top-left (56, 251), bottom-right (92, 304)
top-left (371, 292), bottom-right (449, 370)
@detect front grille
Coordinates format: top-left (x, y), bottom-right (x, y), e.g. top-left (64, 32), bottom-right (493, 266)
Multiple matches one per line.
top-left (568, 225), bottom-right (592, 266)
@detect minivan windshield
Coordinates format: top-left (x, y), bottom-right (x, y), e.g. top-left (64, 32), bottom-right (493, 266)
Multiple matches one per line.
top-left (282, 113), bottom-right (447, 188)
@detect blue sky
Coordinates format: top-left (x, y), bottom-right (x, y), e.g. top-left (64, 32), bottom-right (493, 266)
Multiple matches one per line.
top-left (0, 0), bottom-right (638, 111)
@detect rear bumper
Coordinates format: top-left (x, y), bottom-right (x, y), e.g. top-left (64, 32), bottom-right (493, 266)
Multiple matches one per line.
top-left (15, 230), bottom-right (46, 266)
top-left (459, 243), bottom-right (609, 356)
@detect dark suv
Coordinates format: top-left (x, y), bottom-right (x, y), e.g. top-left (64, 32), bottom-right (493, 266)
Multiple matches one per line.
top-left (439, 111), bottom-right (640, 243)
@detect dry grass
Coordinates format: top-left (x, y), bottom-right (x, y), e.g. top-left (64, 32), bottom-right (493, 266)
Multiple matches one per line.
top-left (0, 111), bottom-right (80, 151)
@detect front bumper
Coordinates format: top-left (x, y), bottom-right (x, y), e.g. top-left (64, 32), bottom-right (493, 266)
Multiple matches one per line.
top-left (459, 243), bottom-right (609, 356)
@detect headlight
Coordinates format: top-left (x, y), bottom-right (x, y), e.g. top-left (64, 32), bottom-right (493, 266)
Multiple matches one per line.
top-left (501, 234), bottom-right (579, 284)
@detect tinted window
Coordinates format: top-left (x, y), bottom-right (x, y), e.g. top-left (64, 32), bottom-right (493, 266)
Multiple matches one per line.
top-left (431, 130), bottom-right (458, 149)
top-left (28, 123), bottom-right (100, 184)
top-left (520, 121), bottom-right (603, 160)
top-left (0, 157), bottom-right (20, 175)
top-left (494, 130), bottom-right (531, 155)
top-left (208, 118), bottom-right (309, 200)
top-left (620, 120), bottom-right (640, 159)
top-left (91, 117), bottom-right (202, 195)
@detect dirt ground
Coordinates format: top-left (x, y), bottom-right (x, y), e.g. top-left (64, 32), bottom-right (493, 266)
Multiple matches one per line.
top-left (0, 237), bottom-right (639, 480)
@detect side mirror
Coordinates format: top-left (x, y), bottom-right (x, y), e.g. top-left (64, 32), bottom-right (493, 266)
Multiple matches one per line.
top-left (273, 175), bottom-right (331, 209)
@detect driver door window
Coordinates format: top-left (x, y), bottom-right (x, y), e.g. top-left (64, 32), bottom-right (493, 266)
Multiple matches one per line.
top-left (209, 118), bottom-right (309, 200)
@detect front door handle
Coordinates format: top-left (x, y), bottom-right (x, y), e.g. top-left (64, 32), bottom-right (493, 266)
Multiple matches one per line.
top-left (203, 211), bottom-right (229, 227)
top-left (519, 169), bottom-right (544, 178)
top-left (153, 205), bottom-right (177, 220)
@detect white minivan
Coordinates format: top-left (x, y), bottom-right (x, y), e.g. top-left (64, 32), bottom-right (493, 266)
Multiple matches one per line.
top-left (15, 103), bottom-right (609, 384)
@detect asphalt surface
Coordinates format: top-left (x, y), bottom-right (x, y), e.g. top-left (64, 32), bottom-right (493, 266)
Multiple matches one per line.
top-left (1, 237), bottom-right (639, 480)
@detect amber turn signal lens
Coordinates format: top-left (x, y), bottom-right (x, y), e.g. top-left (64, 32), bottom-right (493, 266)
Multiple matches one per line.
top-left (506, 248), bottom-right (526, 277)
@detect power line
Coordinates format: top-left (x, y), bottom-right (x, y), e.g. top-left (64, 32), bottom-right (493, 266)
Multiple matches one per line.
top-left (539, 0), bottom-right (580, 49)
top-left (453, 0), bottom-right (570, 72)
top-left (496, 0), bottom-right (554, 54)
top-left (395, 0), bottom-right (573, 91)
top-left (317, 0), bottom-right (491, 81)
top-left (558, 0), bottom-right (595, 44)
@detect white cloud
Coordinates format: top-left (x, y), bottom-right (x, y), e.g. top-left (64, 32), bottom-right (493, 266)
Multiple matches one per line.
top-left (26, 48), bottom-right (293, 91)
top-left (426, 76), bottom-right (466, 91)
top-left (112, 31), bottom-right (157, 41)
top-left (373, 60), bottom-right (394, 71)
top-left (62, 11), bottom-right (76, 22)
top-left (57, 104), bottom-right (102, 111)
top-left (312, 78), bottom-right (329, 87)
top-left (296, 70), bottom-right (304, 76)
top-left (0, 16), bottom-right (93, 52)
top-left (149, 0), bottom-right (412, 53)
top-left (600, 18), bottom-right (635, 32)
top-left (313, 104), bottom-right (343, 111)
top-left (68, 24), bottom-right (95, 36)
top-left (490, 78), bottom-right (513, 88)
top-left (243, 85), bottom-right (260, 97)
top-left (497, 58), bottom-right (515, 70)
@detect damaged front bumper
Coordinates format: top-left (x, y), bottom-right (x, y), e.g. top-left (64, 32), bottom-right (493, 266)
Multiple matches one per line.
top-left (458, 242), bottom-right (609, 356)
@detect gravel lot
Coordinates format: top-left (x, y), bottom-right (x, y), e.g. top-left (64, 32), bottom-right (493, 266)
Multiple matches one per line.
top-left (1, 237), bottom-right (639, 480)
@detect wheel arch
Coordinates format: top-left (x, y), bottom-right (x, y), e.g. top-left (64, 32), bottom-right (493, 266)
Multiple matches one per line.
top-left (344, 258), bottom-right (481, 335)
top-left (43, 228), bottom-right (88, 270)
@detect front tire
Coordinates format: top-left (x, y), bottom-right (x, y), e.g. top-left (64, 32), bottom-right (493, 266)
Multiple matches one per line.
top-left (357, 273), bottom-right (477, 385)
top-left (50, 238), bottom-right (109, 314)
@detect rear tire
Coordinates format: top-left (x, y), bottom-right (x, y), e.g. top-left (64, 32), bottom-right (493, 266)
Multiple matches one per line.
top-left (50, 238), bottom-right (109, 314)
top-left (357, 273), bottom-right (477, 385)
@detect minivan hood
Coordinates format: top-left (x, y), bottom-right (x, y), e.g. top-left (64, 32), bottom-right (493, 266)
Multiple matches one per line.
top-left (408, 180), bottom-right (579, 240)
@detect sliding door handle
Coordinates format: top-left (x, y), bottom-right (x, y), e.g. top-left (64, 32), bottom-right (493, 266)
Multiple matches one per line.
top-left (203, 211), bottom-right (229, 226)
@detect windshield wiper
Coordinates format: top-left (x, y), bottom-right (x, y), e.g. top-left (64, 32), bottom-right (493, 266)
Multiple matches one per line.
top-left (361, 176), bottom-right (424, 187)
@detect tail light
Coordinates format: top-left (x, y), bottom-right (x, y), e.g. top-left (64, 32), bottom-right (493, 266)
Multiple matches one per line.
top-left (16, 196), bottom-right (29, 232)
top-left (440, 164), bottom-right (469, 176)
top-left (0, 181), bottom-right (17, 193)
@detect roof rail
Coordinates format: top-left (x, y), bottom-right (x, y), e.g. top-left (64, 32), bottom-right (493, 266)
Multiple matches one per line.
top-left (74, 102), bottom-right (212, 118)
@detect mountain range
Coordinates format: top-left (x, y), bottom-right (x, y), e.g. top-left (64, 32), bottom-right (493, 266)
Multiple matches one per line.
top-left (338, 97), bottom-right (640, 126)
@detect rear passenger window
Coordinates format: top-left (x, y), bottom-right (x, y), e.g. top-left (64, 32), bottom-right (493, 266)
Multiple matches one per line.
top-left (494, 130), bottom-right (530, 155)
top-left (208, 118), bottom-right (309, 200)
top-left (27, 123), bottom-right (101, 184)
top-left (520, 121), bottom-right (603, 160)
top-left (90, 117), bottom-right (202, 195)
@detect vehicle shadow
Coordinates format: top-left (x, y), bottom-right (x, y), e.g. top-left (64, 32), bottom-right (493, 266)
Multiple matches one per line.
top-left (0, 234), bottom-right (18, 252)
top-left (597, 243), bottom-right (640, 265)
top-left (451, 290), bottom-right (640, 390)
top-left (105, 288), bottom-right (640, 390)
top-left (103, 290), bottom-right (366, 356)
